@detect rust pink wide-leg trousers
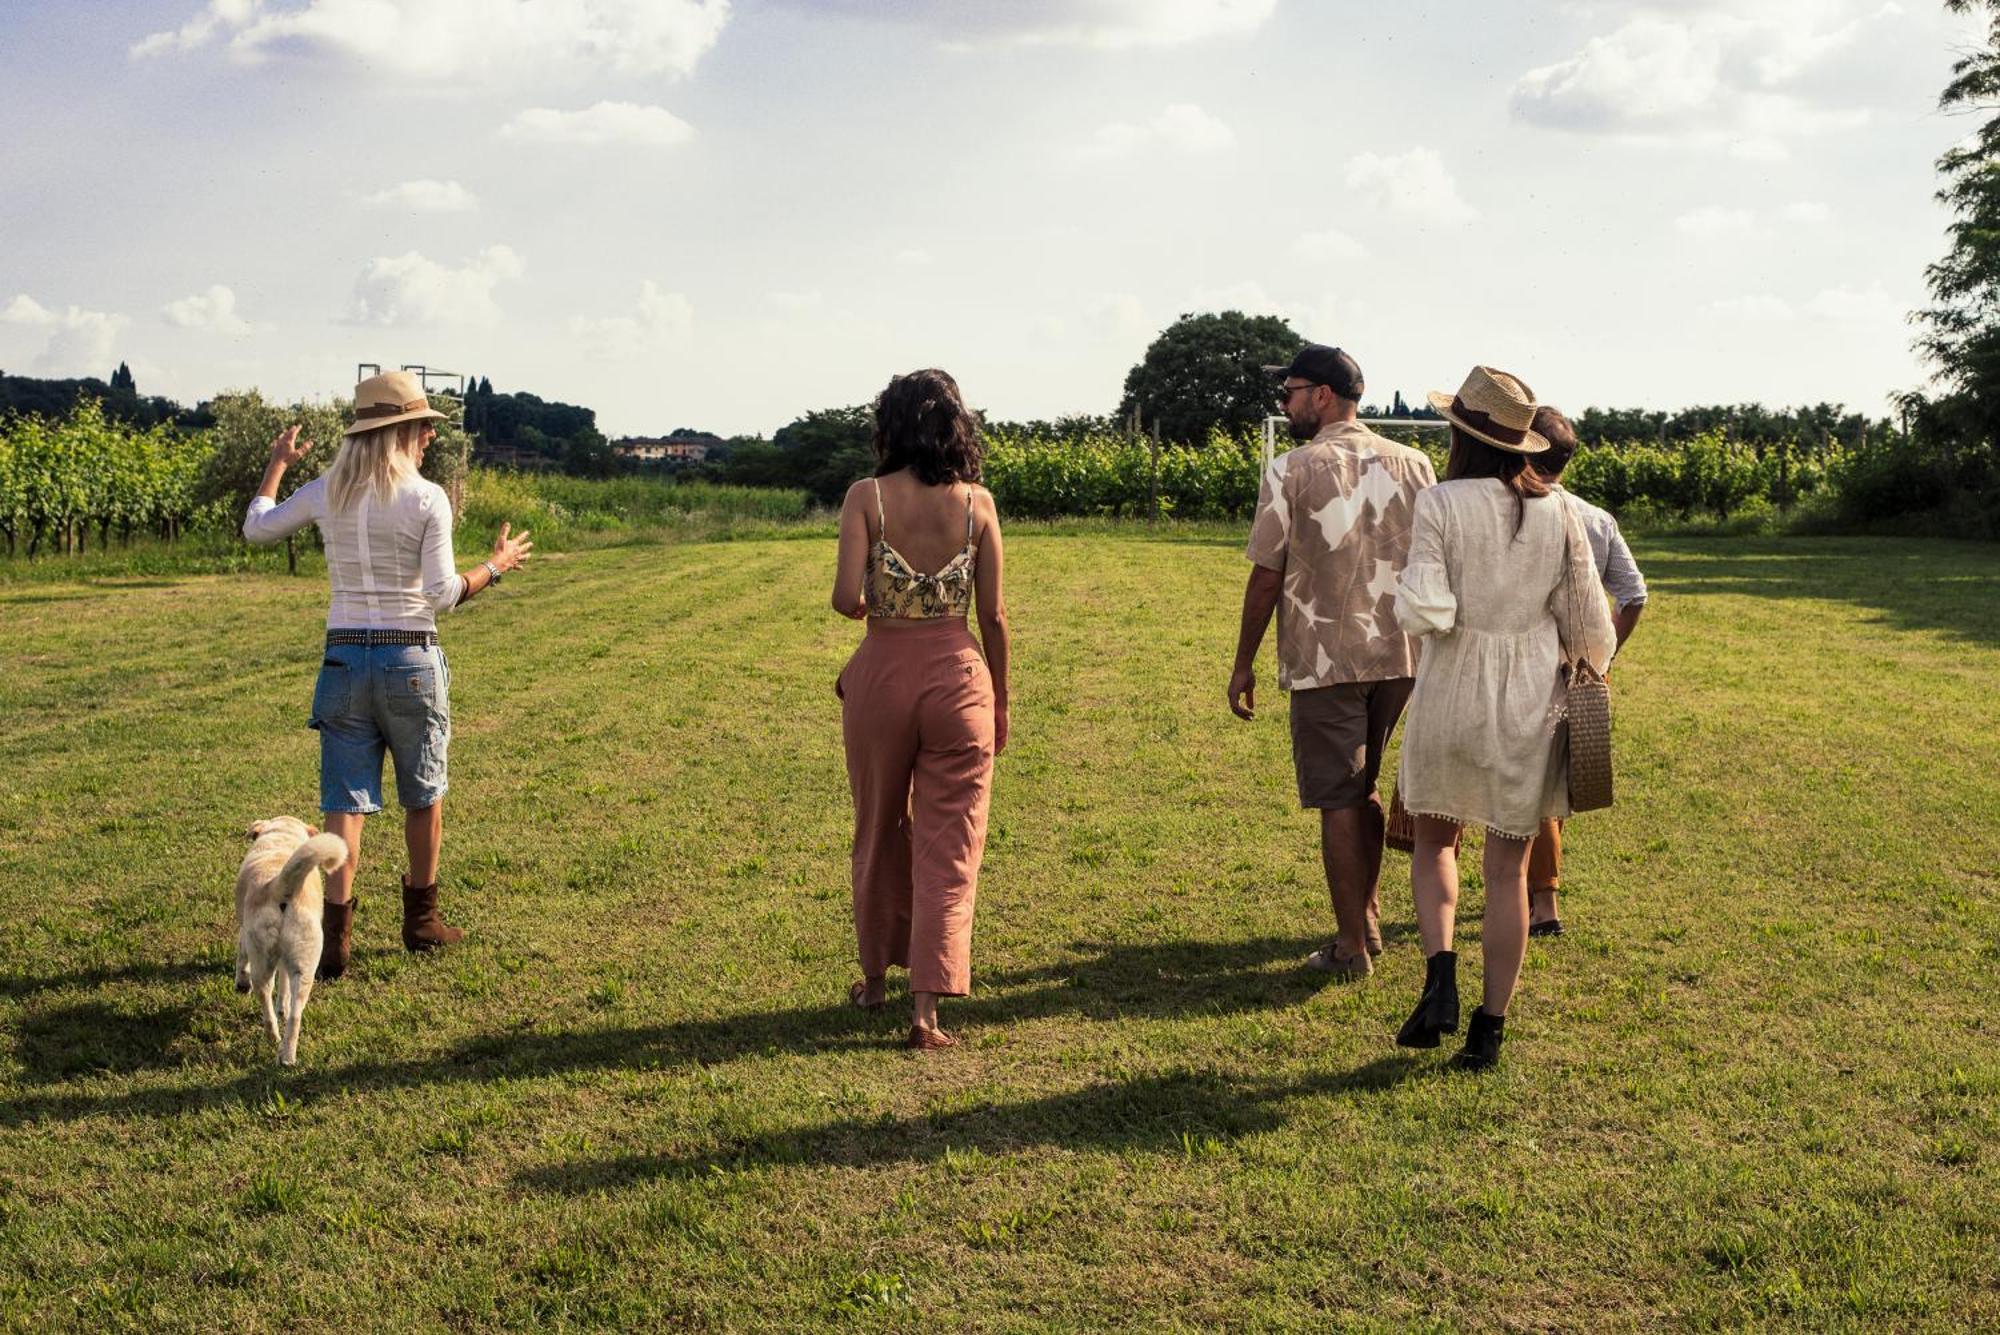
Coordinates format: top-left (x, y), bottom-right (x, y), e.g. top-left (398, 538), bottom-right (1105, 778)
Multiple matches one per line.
top-left (838, 621), bottom-right (995, 997)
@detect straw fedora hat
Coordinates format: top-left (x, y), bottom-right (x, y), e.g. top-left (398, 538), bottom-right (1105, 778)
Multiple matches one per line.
top-left (1426, 366), bottom-right (1548, 454)
top-left (343, 369), bottom-right (448, 437)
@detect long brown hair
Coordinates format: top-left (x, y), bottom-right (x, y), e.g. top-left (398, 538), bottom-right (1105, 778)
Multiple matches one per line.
top-left (872, 368), bottom-right (983, 485)
top-left (1444, 425), bottom-right (1549, 536)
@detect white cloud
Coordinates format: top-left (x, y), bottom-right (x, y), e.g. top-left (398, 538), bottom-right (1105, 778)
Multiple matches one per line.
top-left (1509, 5), bottom-right (1887, 157)
top-left (895, 248), bottom-right (934, 268)
top-left (1705, 284), bottom-right (1908, 327)
top-left (1036, 292), bottom-right (1153, 345)
top-left (161, 284), bottom-right (256, 335)
top-left (566, 281), bottom-right (694, 359)
top-left (362, 180), bottom-right (479, 213)
top-left (129, 0), bottom-right (259, 58)
top-left (1675, 205), bottom-right (1759, 239)
top-left (133, 0), bottom-right (731, 80)
top-left (767, 290), bottom-right (824, 313)
top-left (1782, 200), bottom-right (1832, 226)
top-left (1076, 103), bottom-right (1234, 159)
top-left (2, 294), bottom-right (132, 375)
top-left (1709, 294), bottom-right (1796, 322)
top-left (501, 102), bottom-right (694, 147)
top-left (1188, 281), bottom-right (1285, 318)
top-left (1805, 284), bottom-right (1904, 326)
top-left (1292, 228), bottom-right (1369, 263)
top-left (1342, 148), bottom-right (1475, 223)
top-left (800, 0), bottom-right (1274, 50)
top-left (343, 246), bottom-right (524, 326)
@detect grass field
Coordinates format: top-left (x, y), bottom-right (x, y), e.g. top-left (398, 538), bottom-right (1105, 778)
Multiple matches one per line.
top-left (2, 531), bottom-right (1998, 1331)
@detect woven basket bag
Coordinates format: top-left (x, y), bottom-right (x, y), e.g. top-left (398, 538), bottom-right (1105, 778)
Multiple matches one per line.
top-left (1559, 497), bottom-right (1615, 812)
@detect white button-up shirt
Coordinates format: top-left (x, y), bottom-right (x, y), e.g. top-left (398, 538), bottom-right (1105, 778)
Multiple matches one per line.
top-left (244, 476), bottom-right (464, 630)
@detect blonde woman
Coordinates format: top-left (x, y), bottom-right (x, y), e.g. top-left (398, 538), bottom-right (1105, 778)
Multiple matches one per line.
top-left (242, 370), bottom-right (532, 979)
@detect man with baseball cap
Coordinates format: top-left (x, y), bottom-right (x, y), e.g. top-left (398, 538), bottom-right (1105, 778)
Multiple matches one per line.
top-left (1229, 344), bottom-right (1437, 976)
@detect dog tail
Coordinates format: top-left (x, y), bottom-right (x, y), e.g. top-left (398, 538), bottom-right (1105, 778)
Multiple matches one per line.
top-left (275, 833), bottom-right (349, 911)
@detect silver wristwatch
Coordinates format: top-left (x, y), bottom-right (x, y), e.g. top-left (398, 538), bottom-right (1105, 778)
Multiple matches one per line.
top-left (483, 560), bottom-right (502, 585)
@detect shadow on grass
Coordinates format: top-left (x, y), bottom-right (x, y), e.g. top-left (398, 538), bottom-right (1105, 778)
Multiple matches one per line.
top-left (14, 1000), bottom-right (196, 1083)
top-left (1645, 538), bottom-right (2000, 647)
top-left (0, 948), bottom-right (403, 1001)
top-left (512, 1057), bottom-right (1427, 1194)
top-left (0, 935), bottom-right (1363, 1126)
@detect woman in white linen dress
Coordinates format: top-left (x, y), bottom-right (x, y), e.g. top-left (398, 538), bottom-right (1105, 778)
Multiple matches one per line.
top-left (1390, 366), bottom-right (1614, 1070)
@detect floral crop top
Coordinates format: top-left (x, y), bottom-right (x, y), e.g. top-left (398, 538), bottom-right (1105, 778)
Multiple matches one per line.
top-left (867, 479), bottom-right (976, 619)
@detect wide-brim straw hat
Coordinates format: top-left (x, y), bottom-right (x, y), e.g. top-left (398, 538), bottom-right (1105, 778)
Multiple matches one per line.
top-left (343, 369), bottom-right (447, 437)
top-left (1426, 365), bottom-right (1548, 454)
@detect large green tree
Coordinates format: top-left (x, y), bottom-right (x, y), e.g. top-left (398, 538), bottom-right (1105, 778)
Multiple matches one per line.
top-left (1117, 311), bottom-right (1302, 446)
top-left (1901, 0), bottom-right (2000, 526)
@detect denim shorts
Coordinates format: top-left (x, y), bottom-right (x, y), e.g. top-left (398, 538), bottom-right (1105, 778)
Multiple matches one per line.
top-left (309, 640), bottom-right (451, 814)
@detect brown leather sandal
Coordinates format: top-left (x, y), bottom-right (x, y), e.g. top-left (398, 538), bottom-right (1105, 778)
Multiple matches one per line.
top-left (848, 979), bottom-right (885, 1011)
top-left (905, 1024), bottom-right (959, 1051)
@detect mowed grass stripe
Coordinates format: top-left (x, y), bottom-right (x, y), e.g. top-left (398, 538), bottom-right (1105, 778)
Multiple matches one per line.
top-left (0, 533), bottom-right (1995, 1330)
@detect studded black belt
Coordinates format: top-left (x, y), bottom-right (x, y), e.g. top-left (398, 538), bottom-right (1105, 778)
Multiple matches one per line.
top-left (325, 628), bottom-right (438, 647)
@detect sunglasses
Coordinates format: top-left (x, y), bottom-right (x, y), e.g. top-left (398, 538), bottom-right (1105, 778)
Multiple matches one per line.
top-left (1276, 381), bottom-right (1324, 405)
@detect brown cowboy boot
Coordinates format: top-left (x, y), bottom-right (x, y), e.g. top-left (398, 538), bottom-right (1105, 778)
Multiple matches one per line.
top-left (401, 877), bottom-right (464, 952)
top-left (317, 898), bottom-right (356, 980)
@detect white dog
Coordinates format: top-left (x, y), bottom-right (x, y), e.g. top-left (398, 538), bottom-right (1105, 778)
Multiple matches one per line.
top-left (235, 817), bottom-right (348, 1066)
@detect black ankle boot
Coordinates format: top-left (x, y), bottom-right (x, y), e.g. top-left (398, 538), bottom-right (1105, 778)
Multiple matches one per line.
top-left (1450, 1008), bottom-right (1505, 1071)
top-left (1395, 950), bottom-right (1460, 1048)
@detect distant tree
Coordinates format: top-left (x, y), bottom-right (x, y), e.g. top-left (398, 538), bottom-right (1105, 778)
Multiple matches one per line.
top-left (109, 362), bottom-right (136, 395)
top-left (773, 405), bottom-right (876, 506)
top-left (1118, 311), bottom-right (1301, 445)
top-left (562, 428), bottom-right (621, 479)
top-left (1896, 0), bottom-right (2000, 529)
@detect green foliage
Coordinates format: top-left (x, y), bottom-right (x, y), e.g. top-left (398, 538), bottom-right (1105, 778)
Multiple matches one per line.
top-left (0, 399), bottom-right (209, 555)
top-left (705, 405), bottom-right (874, 506)
top-left (984, 427), bottom-right (1261, 519)
top-left (1560, 433), bottom-right (1834, 526)
top-left (460, 469), bottom-right (810, 549)
top-left (1118, 310), bottom-right (1301, 446)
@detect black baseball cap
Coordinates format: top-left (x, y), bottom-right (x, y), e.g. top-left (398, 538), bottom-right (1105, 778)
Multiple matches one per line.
top-left (1264, 344), bottom-right (1364, 400)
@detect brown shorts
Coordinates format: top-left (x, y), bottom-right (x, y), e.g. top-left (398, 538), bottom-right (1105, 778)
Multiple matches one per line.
top-left (1289, 678), bottom-right (1415, 811)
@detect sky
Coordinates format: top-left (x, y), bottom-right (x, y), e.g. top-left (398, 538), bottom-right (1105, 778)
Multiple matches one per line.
top-left (0, 0), bottom-right (1981, 437)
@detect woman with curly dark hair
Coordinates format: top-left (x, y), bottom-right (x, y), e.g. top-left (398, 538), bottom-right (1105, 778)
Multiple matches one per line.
top-left (830, 368), bottom-right (1010, 1050)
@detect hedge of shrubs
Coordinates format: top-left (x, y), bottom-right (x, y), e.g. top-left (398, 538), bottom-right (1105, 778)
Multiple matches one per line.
top-left (983, 424), bottom-right (1837, 528)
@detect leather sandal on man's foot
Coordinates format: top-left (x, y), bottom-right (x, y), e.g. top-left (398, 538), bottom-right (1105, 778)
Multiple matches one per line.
top-left (848, 979), bottom-right (885, 1011)
top-left (1305, 943), bottom-right (1373, 978)
top-left (905, 1025), bottom-right (959, 1051)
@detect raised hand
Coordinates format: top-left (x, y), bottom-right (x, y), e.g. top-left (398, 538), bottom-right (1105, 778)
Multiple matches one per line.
top-left (267, 424), bottom-right (313, 468)
top-left (491, 521), bottom-right (534, 574)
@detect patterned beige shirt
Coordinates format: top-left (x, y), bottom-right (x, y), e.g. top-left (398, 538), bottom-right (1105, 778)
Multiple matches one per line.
top-left (1245, 420), bottom-right (1437, 689)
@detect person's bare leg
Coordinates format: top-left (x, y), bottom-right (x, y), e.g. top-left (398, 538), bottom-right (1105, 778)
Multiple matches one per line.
top-left (1481, 835), bottom-right (1534, 1016)
top-left (1528, 818), bottom-right (1562, 928)
top-left (1409, 816), bottom-right (1460, 956)
top-left (405, 802), bottom-right (442, 887)
top-left (1361, 793), bottom-right (1386, 951)
top-left (912, 990), bottom-right (941, 1031)
top-left (322, 812), bottom-right (364, 905)
top-left (1319, 805), bottom-right (1375, 958)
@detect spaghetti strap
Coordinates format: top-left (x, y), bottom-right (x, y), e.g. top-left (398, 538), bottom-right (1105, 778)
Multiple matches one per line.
top-left (962, 486), bottom-right (975, 550)
top-left (873, 477), bottom-right (886, 537)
